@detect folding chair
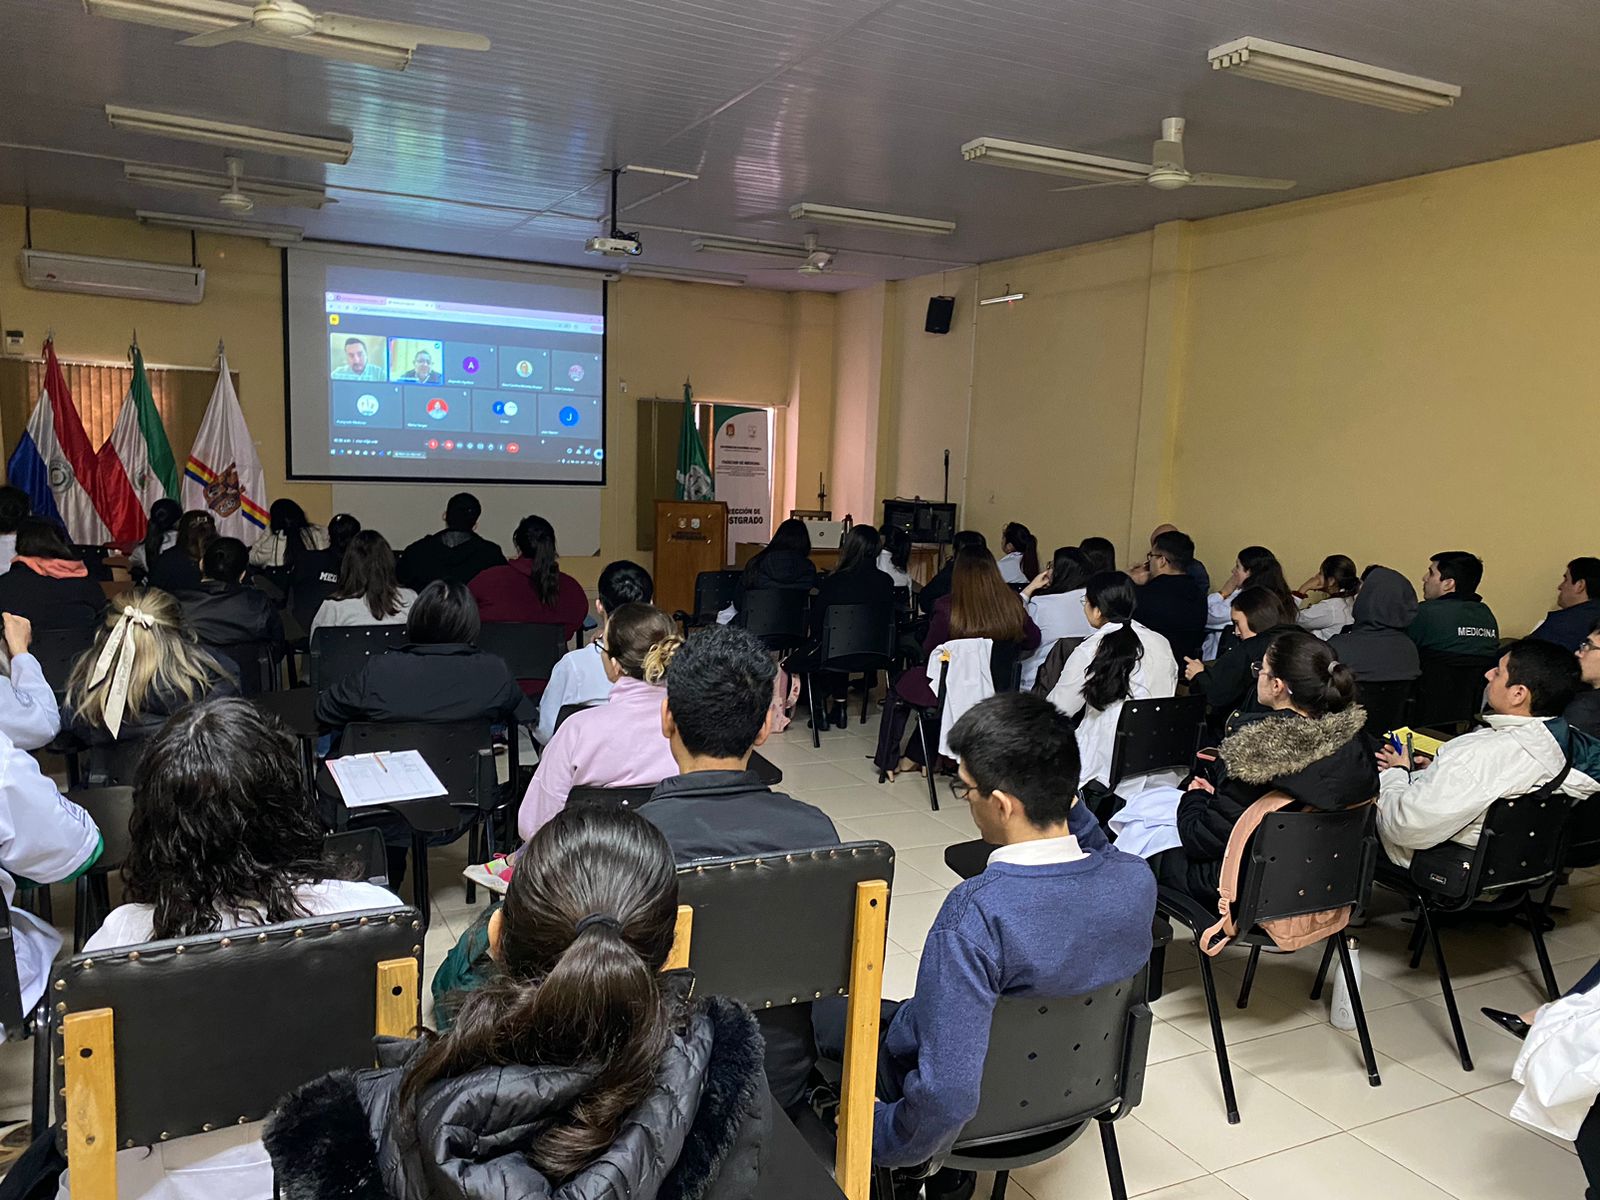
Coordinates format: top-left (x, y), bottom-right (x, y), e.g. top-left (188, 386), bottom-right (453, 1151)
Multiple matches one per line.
top-left (805, 603), bottom-right (896, 748)
top-left (672, 842), bottom-right (893, 1200)
top-left (50, 906), bottom-right (422, 1200)
top-left (1095, 695), bottom-right (1207, 825)
top-left (309, 625), bottom-right (408, 693)
top-left (883, 641), bottom-right (1020, 812)
top-left (30, 628), bottom-right (93, 702)
top-left (1373, 789), bottom-right (1574, 1071)
top-left (674, 569), bottom-right (743, 633)
top-left (895, 967), bottom-right (1153, 1200)
top-left (1158, 803), bottom-right (1382, 1123)
top-left (209, 638), bottom-right (281, 698)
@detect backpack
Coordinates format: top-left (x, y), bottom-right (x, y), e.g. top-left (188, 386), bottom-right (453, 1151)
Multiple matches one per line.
top-left (1199, 791), bottom-right (1375, 956)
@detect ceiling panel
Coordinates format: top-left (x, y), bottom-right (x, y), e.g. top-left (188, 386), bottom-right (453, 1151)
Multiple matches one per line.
top-left (0, 0), bottom-right (1596, 289)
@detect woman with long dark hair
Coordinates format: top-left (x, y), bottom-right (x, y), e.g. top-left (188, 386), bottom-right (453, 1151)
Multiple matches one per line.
top-left (1183, 584), bottom-right (1302, 727)
top-left (148, 510), bottom-right (217, 594)
top-left (998, 521), bottom-right (1040, 586)
top-left (249, 498), bottom-right (329, 571)
top-left (874, 545), bottom-right (1040, 778)
top-left (129, 496), bottom-right (182, 581)
top-left (1202, 545), bottom-right (1297, 657)
top-left (1296, 552), bottom-right (1360, 640)
top-left (309, 529), bottom-right (415, 633)
top-left (1047, 571), bottom-right (1178, 801)
top-left (0, 516), bottom-right (106, 638)
top-left (266, 806), bottom-right (769, 1197)
top-left (467, 515), bottom-right (588, 648)
top-left (878, 524), bottom-right (913, 588)
top-left (1019, 545), bottom-right (1097, 690)
top-left (730, 517), bottom-right (817, 621)
top-left (801, 524), bottom-right (896, 729)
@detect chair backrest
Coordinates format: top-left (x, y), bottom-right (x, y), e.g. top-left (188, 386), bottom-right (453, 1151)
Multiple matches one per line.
top-left (694, 570), bottom-right (743, 620)
top-left (211, 639), bottom-right (277, 698)
top-left (1412, 654), bottom-right (1493, 729)
top-left (310, 624), bottom-right (409, 692)
top-left (742, 587), bottom-right (810, 649)
top-left (952, 967), bottom-right (1151, 1149)
top-left (819, 603), bottom-right (895, 672)
top-left (67, 787), bottom-right (135, 876)
top-left (51, 907), bottom-right (421, 1149)
top-left (288, 578), bottom-right (338, 637)
top-left (85, 737), bottom-right (149, 788)
top-left (340, 720), bottom-right (496, 810)
top-left (30, 628), bottom-right (92, 700)
top-left (1030, 637), bottom-right (1085, 698)
top-left (1233, 805), bottom-right (1378, 929)
top-left (554, 701), bottom-right (603, 736)
top-left (990, 641), bottom-right (1024, 693)
top-left (1475, 788), bottom-right (1575, 895)
top-left (566, 784), bottom-right (659, 813)
top-left (1355, 679), bottom-right (1412, 739)
top-left (0, 888), bottom-right (25, 1036)
top-left (1106, 695), bottom-right (1207, 789)
top-left (477, 621), bottom-right (566, 685)
top-left (322, 828), bottom-right (391, 887)
top-left (675, 842), bottom-right (893, 1006)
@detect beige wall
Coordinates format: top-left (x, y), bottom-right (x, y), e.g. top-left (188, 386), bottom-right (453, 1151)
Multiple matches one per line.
top-left (830, 283), bottom-right (886, 522)
top-left (879, 268), bottom-right (975, 509)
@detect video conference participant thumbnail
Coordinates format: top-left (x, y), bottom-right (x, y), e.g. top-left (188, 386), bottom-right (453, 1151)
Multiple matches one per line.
top-left (390, 338), bottom-right (444, 385)
top-left (330, 334), bottom-right (386, 381)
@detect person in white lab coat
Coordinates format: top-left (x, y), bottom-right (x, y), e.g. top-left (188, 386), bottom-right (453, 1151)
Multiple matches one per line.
top-left (536, 560), bottom-right (652, 745)
top-left (1019, 546), bottom-right (1096, 691)
top-left (997, 521), bottom-right (1039, 588)
top-left (1295, 554), bottom-right (1360, 641)
top-left (0, 613), bottom-right (61, 750)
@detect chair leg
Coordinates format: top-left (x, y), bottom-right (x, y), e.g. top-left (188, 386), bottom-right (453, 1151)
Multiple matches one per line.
top-left (872, 1164), bottom-right (896, 1200)
top-left (917, 718), bottom-right (939, 812)
top-left (463, 819), bottom-right (479, 906)
top-left (808, 674), bottom-right (822, 749)
top-left (1335, 934), bottom-right (1382, 1087)
top-left (990, 1170), bottom-right (1009, 1200)
top-left (1310, 936), bottom-right (1337, 1000)
top-left (1407, 911), bottom-right (1428, 970)
top-left (412, 831), bottom-right (432, 930)
top-left (1099, 1119), bottom-right (1129, 1200)
top-left (35, 886), bottom-right (52, 925)
top-left (861, 672), bottom-right (872, 724)
top-left (1523, 892), bottom-right (1562, 1002)
top-left (73, 877), bottom-right (89, 954)
top-left (1418, 902), bottom-right (1472, 1071)
top-left (1194, 943), bottom-right (1240, 1123)
top-left (31, 1004), bottom-right (50, 1134)
top-left (1236, 944), bottom-right (1262, 1009)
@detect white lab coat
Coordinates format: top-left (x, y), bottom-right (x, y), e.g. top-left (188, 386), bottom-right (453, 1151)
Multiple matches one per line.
top-left (1046, 619), bottom-right (1179, 796)
top-left (1513, 986), bottom-right (1600, 1139)
top-left (876, 550), bottom-right (912, 589)
top-left (1020, 590), bottom-right (1095, 691)
top-left (535, 641), bottom-right (611, 745)
top-left (0, 651), bottom-right (63, 750)
top-left (1202, 591), bottom-right (1233, 660)
top-left (1377, 714), bottom-right (1600, 867)
top-left (997, 552), bottom-right (1028, 586)
top-left (927, 637), bottom-right (994, 757)
top-left (1297, 594), bottom-right (1355, 641)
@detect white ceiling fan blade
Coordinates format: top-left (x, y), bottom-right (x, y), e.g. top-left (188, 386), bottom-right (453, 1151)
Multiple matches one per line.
top-left (1151, 138), bottom-right (1185, 172)
top-left (1049, 180), bottom-right (1142, 194)
top-left (1186, 172), bottom-right (1296, 190)
top-left (178, 22), bottom-right (256, 47)
top-left (315, 13), bottom-right (490, 50)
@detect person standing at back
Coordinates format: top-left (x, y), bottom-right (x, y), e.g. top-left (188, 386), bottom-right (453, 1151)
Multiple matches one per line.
top-left (1129, 528), bottom-right (1208, 662)
top-left (1408, 550), bottom-right (1500, 659)
top-left (536, 559), bottom-right (653, 745)
top-left (396, 492), bottom-right (506, 590)
top-left (1531, 558), bottom-right (1600, 652)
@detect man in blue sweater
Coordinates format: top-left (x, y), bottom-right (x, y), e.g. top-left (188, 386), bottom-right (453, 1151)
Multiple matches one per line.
top-left (815, 692), bottom-right (1156, 1177)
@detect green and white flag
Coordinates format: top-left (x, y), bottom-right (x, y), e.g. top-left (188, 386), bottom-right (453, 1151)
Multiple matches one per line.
top-left (107, 344), bottom-right (179, 510)
top-left (674, 380), bottom-right (713, 500)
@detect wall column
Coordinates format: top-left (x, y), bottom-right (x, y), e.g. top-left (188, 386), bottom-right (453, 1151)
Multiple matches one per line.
top-left (1126, 220), bottom-right (1193, 558)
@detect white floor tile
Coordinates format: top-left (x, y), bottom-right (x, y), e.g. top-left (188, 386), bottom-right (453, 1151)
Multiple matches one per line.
top-left (1219, 1133), bottom-right (1453, 1200)
top-left (1012, 1116), bottom-right (1206, 1200)
top-left (1359, 997), bottom-right (1522, 1090)
top-left (887, 891), bottom-right (948, 955)
top-left (882, 951), bottom-right (921, 1002)
top-left (1464, 1080), bottom-right (1577, 1153)
top-left (777, 761), bottom-right (868, 793)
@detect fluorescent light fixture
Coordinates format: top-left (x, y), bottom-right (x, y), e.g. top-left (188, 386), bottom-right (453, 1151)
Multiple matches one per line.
top-left (623, 164), bottom-right (700, 180)
top-left (83, 1), bottom-right (413, 69)
top-left (625, 265), bottom-right (745, 287)
top-left (123, 162), bottom-right (333, 208)
top-left (1207, 37), bottom-right (1460, 113)
top-left (136, 210), bottom-right (304, 241)
top-left (960, 137), bottom-right (1150, 183)
top-left (788, 203), bottom-right (955, 236)
top-left (106, 105), bottom-right (353, 164)
top-left (692, 234), bottom-right (810, 260)
top-left (979, 291), bottom-right (1026, 307)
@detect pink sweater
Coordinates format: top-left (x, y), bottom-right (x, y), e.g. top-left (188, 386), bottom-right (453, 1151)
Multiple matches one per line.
top-left (517, 676), bottom-right (678, 839)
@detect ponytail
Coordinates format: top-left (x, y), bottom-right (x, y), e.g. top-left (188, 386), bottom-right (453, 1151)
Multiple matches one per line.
top-left (1265, 629), bottom-right (1357, 717)
top-left (514, 515), bottom-right (561, 607)
top-left (1082, 571), bottom-right (1144, 711)
top-left (601, 603), bottom-right (678, 682)
top-left (1004, 521), bottom-right (1040, 579)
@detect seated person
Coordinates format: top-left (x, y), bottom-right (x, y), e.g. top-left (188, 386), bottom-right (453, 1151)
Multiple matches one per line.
top-left (793, 523), bottom-right (895, 729)
top-left (267, 807), bottom-right (769, 1197)
top-left (128, 498), bottom-right (181, 582)
top-left (62, 588), bottom-right (238, 748)
top-left (147, 510), bottom-right (216, 595)
top-left (287, 512), bottom-right (359, 636)
top-left (729, 517), bottom-right (817, 621)
top-left (1183, 585), bottom-right (1299, 725)
top-left (0, 485), bottom-right (29, 576)
top-left (536, 559), bottom-right (651, 745)
top-left (309, 530), bottom-right (416, 634)
top-left (0, 613), bottom-right (62, 750)
top-left (919, 530), bottom-right (986, 616)
top-left (1077, 535), bottom-right (1116, 576)
top-left (467, 514), bottom-right (588, 694)
top-left (815, 692), bottom-right (1156, 1174)
top-left (517, 604), bottom-right (681, 839)
top-left (0, 517), bottom-right (107, 641)
top-left (248, 498), bottom-right (329, 570)
top-left (1376, 639), bottom-right (1600, 867)
top-left (1296, 554), bottom-right (1360, 641)
top-left (1019, 545), bottom-right (1096, 692)
top-left (55, 698), bottom-right (404, 1200)
top-left (329, 335), bottom-right (384, 381)
top-left (1149, 630), bottom-right (1377, 910)
top-left (396, 491), bottom-right (506, 591)
top-left (1129, 523), bottom-right (1210, 593)
top-left (177, 535), bottom-right (285, 655)
top-left (1328, 565), bottom-right (1421, 685)
top-left (1407, 550), bottom-right (1500, 659)
top-left (1568, 619), bottom-right (1600, 736)
top-left (1129, 529), bottom-right (1207, 662)
top-left (1531, 557), bottom-right (1600, 652)
top-left (400, 347), bottom-right (441, 385)
top-left (997, 521), bottom-right (1039, 587)
top-left (1202, 546), bottom-right (1295, 659)
top-left (878, 525), bottom-right (914, 588)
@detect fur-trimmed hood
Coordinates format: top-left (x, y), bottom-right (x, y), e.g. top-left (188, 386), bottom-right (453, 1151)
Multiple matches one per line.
top-left (1220, 706), bottom-right (1378, 808)
top-left (265, 994), bottom-right (769, 1200)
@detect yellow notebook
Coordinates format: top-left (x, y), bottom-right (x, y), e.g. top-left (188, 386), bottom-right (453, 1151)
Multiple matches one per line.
top-left (1385, 727), bottom-right (1446, 757)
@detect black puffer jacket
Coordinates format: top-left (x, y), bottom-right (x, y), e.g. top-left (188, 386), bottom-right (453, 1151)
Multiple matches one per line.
top-left (265, 995), bottom-right (770, 1200)
top-left (1173, 705), bottom-right (1377, 903)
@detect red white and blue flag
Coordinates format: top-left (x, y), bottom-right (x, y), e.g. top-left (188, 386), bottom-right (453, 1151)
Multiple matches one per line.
top-left (6, 339), bottom-right (112, 544)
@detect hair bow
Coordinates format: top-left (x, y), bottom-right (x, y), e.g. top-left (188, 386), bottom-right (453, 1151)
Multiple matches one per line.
top-left (87, 606), bottom-right (157, 738)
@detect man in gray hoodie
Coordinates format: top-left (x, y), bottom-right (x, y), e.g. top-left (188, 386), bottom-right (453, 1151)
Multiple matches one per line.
top-left (1329, 566), bottom-right (1421, 684)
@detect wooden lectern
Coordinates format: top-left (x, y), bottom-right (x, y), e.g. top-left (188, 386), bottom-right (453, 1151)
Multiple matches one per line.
top-left (654, 500), bottom-right (728, 619)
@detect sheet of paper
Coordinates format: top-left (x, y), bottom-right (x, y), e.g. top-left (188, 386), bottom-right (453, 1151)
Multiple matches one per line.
top-left (326, 750), bottom-right (448, 808)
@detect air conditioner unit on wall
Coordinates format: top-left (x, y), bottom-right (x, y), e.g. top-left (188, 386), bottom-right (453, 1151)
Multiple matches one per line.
top-left (19, 249), bottom-right (205, 304)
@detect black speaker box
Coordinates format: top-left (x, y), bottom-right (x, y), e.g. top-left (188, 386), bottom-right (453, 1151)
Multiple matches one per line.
top-left (924, 295), bottom-right (955, 335)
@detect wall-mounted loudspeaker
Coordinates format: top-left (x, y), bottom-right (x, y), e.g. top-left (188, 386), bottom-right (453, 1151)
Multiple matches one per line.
top-left (924, 295), bottom-right (955, 335)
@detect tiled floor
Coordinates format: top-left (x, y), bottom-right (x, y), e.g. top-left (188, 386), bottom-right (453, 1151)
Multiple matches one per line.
top-left (3, 718), bottom-right (1594, 1200)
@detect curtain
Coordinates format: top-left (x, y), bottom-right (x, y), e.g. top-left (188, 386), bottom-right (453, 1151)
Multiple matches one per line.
top-left (24, 360), bottom-right (180, 449)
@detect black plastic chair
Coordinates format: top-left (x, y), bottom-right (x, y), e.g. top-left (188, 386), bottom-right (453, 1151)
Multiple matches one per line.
top-left (674, 842), bottom-right (893, 1200)
top-left (322, 828), bottom-right (391, 887)
top-left (1373, 789), bottom-right (1575, 1071)
top-left (49, 906), bottom-right (422, 1194)
top-left (1158, 803), bottom-right (1382, 1123)
top-left (66, 787), bottom-right (134, 952)
top-left (209, 638), bottom-right (281, 698)
top-left (675, 569), bottom-right (743, 632)
top-left (567, 784), bottom-right (659, 812)
top-left (80, 735), bottom-right (149, 789)
top-left (30, 627), bottom-right (93, 701)
top-left (911, 967), bottom-right (1153, 1200)
top-left (553, 700), bottom-right (603, 737)
top-left (309, 624), bottom-right (409, 693)
top-left (1355, 679), bottom-right (1414, 740)
top-left (477, 621), bottom-right (567, 689)
top-left (743, 587), bottom-right (811, 654)
top-left (806, 603), bottom-right (896, 747)
top-left (1411, 653), bottom-right (1494, 731)
top-left (1094, 695), bottom-right (1207, 824)
top-left (0, 887), bottom-right (52, 1135)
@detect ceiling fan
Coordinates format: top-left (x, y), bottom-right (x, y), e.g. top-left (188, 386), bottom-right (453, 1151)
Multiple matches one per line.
top-left (964, 118), bottom-right (1294, 194)
top-left (83, 0), bottom-right (490, 69)
top-left (217, 156), bottom-right (255, 212)
top-left (798, 235), bottom-right (835, 276)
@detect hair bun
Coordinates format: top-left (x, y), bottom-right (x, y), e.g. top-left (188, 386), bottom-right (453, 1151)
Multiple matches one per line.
top-left (642, 634), bottom-right (685, 685)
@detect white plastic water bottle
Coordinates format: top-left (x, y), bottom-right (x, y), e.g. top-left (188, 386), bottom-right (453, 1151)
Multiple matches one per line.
top-left (1329, 937), bottom-right (1361, 1031)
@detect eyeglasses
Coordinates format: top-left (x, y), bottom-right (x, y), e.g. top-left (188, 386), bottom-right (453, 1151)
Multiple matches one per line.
top-left (1580, 639), bottom-right (1600, 655)
top-left (948, 777), bottom-right (977, 804)
top-left (1251, 662), bottom-right (1277, 682)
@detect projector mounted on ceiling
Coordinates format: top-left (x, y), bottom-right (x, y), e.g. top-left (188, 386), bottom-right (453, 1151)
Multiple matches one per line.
top-left (585, 169), bottom-right (643, 258)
